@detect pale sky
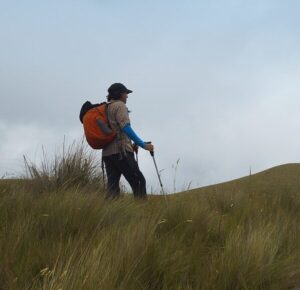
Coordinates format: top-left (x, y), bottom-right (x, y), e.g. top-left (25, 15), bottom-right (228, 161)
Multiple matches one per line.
top-left (1, 0), bottom-right (300, 193)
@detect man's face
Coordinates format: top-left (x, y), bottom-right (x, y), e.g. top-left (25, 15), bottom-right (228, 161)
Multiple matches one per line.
top-left (120, 92), bottom-right (128, 104)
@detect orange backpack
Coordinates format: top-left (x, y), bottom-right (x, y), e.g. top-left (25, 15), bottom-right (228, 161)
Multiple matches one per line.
top-left (79, 101), bottom-right (117, 149)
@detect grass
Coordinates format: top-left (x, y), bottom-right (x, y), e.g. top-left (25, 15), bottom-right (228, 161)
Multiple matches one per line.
top-left (1, 142), bottom-right (300, 289)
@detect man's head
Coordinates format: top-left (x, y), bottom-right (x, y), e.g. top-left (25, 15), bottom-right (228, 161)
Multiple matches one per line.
top-left (107, 83), bottom-right (133, 103)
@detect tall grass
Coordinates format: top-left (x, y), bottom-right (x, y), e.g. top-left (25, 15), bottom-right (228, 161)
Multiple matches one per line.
top-left (1, 143), bottom-right (300, 289)
top-left (22, 139), bottom-right (105, 194)
top-left (1, 188), bottom-right (300, 289)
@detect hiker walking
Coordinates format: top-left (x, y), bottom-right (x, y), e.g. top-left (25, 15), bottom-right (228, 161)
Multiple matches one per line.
top-left (101, 83), bottom-right (154, 199)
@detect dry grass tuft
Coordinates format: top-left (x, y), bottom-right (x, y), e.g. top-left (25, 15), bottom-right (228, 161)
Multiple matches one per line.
top-left (22, 139), bottom-right (105, 194)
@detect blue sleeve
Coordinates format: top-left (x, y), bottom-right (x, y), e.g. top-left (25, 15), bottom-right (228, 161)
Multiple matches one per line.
top-left (122, 123), bottom-right (146, 149)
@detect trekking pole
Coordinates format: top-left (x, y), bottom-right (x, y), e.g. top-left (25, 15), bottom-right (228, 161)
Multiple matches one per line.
top-left (101, 158), bottom-right (106, 190)
top-left (145, 142), bottom-right (166, 199)
top-left (136, 150), bottom-right (139, 165)
top-left (151, 151), bottom-right (165, 194)
top-left (133, 143), bottom-right (139, 164)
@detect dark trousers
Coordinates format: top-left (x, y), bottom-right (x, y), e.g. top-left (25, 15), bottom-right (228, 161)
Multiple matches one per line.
top-left (102, 151), bottom-right (147, 199)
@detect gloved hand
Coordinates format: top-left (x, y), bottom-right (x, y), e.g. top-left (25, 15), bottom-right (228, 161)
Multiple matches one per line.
top-left (145, 142), bottom-right (154, 152)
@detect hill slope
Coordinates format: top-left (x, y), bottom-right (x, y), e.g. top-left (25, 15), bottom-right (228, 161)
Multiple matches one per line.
top-left (1, 163), bottom-right (300, 289)
top-left (179, 163), bottom-right (300, 197)
top-left (1, 163), bottom-right (300, 196)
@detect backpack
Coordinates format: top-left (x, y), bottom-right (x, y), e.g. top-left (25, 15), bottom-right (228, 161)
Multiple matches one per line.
top-left (79, 101), bottom-right (117, 149)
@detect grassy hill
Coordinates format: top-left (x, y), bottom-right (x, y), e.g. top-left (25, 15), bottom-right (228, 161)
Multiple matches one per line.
top-left (1, 163), bottom-right (300, 289)
top-left (185, 163), bottom-right (300, 195)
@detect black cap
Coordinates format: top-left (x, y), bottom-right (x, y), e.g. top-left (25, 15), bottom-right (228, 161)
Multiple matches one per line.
top-left (108, 83), bottom-right (133, 95)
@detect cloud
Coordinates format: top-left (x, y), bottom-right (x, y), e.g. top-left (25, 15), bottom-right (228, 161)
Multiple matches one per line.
top-left (1, 0), bottom-right (300, 192)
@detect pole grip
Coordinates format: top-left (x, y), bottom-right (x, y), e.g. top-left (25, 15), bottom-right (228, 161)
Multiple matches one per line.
top-left (145, 141), bottom-right (154, 156)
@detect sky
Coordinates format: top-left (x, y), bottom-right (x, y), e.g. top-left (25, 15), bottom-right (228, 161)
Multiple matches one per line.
top-left (1, 0), bottom-right (300, 193)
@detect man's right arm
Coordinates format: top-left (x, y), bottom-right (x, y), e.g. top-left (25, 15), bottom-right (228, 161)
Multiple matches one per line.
top-left (115, 103), bottom-right (153, 152)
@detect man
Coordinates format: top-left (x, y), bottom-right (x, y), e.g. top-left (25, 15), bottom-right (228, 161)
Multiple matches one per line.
top-left (102, 83), bottom-right (154, 199)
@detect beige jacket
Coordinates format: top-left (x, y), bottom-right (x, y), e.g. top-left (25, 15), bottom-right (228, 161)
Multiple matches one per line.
top-left (102, 100), bottom-right (133, 157)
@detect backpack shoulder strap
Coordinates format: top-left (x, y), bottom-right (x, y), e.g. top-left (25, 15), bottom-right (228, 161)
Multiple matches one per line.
top-left (94, 103), bottom-right (114, 129)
